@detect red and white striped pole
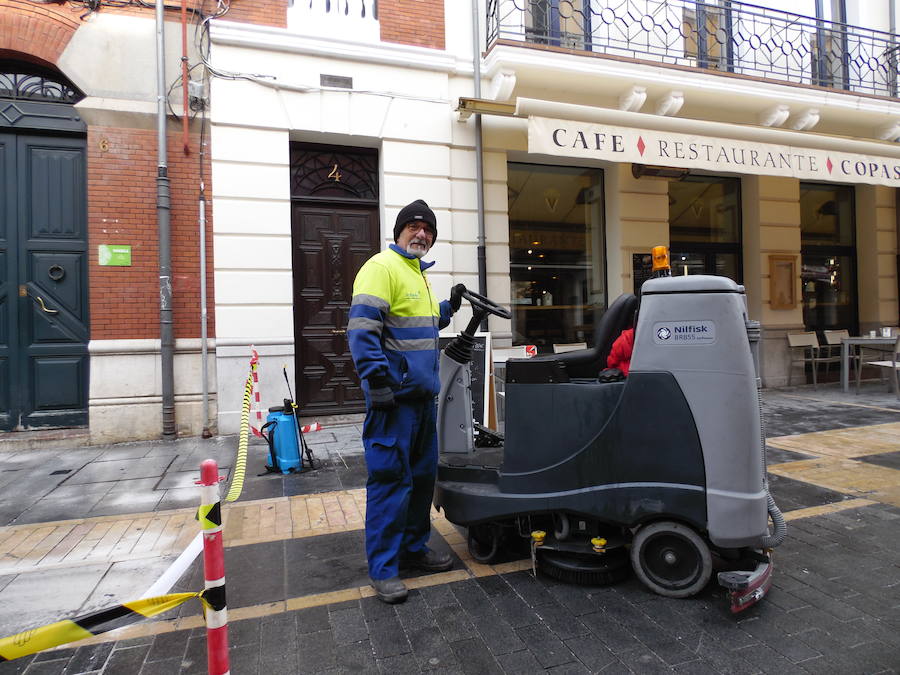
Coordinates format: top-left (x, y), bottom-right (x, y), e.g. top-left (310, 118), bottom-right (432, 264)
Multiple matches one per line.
top-left (198, 459), bottom-right (229, 675)
top-left (299, 422), bottom-right (323, 434)
top-left (249, 347), bottom-right (263, 437)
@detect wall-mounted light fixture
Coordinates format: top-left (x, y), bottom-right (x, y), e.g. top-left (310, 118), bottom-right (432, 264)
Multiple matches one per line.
top-left (631, 164), bottom-right (689, 180)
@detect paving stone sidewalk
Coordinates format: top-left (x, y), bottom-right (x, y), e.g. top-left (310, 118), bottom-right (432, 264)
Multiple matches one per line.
top-left (1, 384), bottom-right (899, 674)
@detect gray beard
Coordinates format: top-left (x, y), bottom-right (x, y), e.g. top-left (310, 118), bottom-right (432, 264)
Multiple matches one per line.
top-left (407, 244), bottom-right (427, 258)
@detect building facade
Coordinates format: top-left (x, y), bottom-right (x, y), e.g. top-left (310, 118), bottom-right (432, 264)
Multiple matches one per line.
top-left (0, 0), bottom-right (287, 441)
top-left (209, 0), bottom-right (900, 435)
top-left (2, 0), bottom-right (899, 442)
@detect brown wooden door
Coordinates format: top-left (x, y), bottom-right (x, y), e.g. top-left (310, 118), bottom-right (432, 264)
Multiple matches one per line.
top-left (292, 203), bottom-right (378, 415)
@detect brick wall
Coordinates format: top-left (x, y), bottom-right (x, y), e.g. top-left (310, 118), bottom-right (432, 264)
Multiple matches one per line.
top-left (0, 0), bottom-right (286, 51)
top-left (379, 0), bottom-right (445, 50)
top-left (223, 0), bottom-right (288, 28)
top-left (0, 1), bottom-right (78, 67)
top-left (98, 0), bottom-right (287, 26)
top-left (87, 126), bottom-right (215, 340)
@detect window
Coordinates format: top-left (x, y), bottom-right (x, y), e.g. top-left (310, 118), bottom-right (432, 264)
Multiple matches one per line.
top-left (525, 0), bottom-right (590, 50)
top-left (508, 163), bottom-right (605, 353)
top-left (682, 4), bottom-right (727, 70)
top-left (668, 175), bottom-right (742, 281)
top-left (800, 183), bottom-right (857, 334)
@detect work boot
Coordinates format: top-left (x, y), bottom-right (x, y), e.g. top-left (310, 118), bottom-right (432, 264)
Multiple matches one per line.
top-left (400, 548), bottom-right (453, 573)
top-left (370, 576), bottom-right (407, 604)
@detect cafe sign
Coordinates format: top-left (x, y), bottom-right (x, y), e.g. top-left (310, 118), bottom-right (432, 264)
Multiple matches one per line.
top-left (529, 116), bottom-right (900, 188)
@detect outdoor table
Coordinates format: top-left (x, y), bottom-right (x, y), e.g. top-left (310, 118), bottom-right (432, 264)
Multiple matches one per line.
top-left (840, 336), bottom-right (895, 392)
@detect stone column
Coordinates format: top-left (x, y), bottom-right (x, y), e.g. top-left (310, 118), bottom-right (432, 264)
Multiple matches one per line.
top-left (605, 163), bottom-right (669, 299)
top-left (855, 184), bottom-right (898, 334)
top-left (742, 175), bottom-right (802, 387)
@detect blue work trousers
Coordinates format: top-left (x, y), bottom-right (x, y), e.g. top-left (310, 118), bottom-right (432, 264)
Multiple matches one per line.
top-left (363, 398), bottom-right (438, 580)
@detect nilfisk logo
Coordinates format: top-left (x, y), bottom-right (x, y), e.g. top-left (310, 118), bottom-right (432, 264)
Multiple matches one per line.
top-left (653, 321), bottom-right (716, 345)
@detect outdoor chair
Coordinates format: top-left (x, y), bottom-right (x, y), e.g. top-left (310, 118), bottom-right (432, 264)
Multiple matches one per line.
top-left (855, 331), bottom-right (895, 393)
top-left (823, 329), bottom-right (856, 382)
top-left (860, 335), bottom-right (900, 399)
top-left (787, 332), bottom-right (833, 388)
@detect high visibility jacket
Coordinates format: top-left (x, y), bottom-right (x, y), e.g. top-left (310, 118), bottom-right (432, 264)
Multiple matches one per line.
top-left (348, 244), bottom-right (452, 400)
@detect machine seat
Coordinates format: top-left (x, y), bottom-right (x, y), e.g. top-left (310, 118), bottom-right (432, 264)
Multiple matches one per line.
top-left (506, 293), bottom-right (638, 384)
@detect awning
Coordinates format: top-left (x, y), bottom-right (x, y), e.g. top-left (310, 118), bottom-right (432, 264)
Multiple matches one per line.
top-left (529, 116), bottom-right (900, 187)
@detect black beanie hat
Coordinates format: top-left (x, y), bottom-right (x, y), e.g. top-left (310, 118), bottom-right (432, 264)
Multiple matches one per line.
top-left (394, 199), bottom-right (437, 243)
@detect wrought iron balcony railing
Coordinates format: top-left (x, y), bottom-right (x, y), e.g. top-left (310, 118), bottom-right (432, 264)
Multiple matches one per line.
top-left (487, 0), bottom-right (900, 98)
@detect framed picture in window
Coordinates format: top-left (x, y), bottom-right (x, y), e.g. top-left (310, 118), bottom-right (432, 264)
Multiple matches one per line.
top-left (769, 255), bottom-right (796, 310)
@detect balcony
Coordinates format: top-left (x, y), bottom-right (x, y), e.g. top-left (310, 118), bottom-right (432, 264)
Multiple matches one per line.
top-left (487, 0), bottom-right (900, 99)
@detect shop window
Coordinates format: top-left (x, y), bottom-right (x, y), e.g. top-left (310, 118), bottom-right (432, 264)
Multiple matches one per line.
top-left (668, 174), bottom-right (742, 282)
top-left (800, 183), bottom-right (857, 334)
top-left (508, 163), bottom-right (605, 354)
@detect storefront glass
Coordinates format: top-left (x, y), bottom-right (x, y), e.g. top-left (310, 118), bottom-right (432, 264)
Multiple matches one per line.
top-left (668, 175), bottom-right (742, 282)
top-left (800, 183), bottom-right (857, 334)
top-left (508, 163), bottom-right (605, 353)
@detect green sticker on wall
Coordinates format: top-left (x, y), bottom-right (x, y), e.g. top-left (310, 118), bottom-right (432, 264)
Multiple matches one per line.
top-left (98, 245), bottom-right (132, 266)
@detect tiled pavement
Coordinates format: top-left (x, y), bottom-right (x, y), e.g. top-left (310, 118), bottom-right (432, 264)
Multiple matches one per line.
top-left (1, 384), bottom-right (899, 674)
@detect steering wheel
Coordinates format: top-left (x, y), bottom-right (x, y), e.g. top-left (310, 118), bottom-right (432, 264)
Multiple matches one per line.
top-left (461, 289), bottom-right (511, 320)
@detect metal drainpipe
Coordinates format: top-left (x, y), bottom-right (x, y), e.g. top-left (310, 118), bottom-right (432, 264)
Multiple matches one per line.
top-left (157, 0), bottom-right (176, 438)
top-left (472, 0), bottom-right (488, 326)
top-left (200, 182), bottom-right (211, 438)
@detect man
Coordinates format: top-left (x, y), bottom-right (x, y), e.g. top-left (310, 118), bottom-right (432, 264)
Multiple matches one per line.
top-left (348, 199), bottom-right (465, 604)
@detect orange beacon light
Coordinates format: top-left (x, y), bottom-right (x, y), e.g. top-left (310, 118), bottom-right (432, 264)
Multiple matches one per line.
top-left (651, 245), bottom-right (672, 278)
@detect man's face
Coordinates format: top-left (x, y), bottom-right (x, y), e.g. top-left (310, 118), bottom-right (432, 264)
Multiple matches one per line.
top-left (396, 221), bottom-right (435, 258)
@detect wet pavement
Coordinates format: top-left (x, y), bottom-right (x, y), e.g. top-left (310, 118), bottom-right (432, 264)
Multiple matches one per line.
top-left (0, 382), bottom-right (899, 673)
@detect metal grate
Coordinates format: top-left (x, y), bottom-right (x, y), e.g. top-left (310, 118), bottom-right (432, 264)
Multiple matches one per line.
top-left (0, 72), bottom-right (83, 104)
top-left (290, 142), bottom-right (379, 202)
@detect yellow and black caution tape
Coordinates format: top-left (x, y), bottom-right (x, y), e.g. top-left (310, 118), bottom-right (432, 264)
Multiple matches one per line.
top-left (0, 592), bottom-right (201, 662)
top-left (225, 369), bottom-right (253, 503)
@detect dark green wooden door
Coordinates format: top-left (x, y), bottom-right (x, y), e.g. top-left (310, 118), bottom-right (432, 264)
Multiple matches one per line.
top-left (0, 133), bottom-right (89, 430)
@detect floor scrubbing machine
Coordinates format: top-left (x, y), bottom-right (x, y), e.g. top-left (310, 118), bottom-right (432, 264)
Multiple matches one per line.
top-left (435, 257), bottom-right (786, 613)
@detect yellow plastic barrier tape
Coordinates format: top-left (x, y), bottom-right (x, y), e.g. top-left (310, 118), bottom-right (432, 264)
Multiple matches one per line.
top-left (0, 592), bottom-right (198, 662)
top-left (225, 369), bottom-right (253, 503)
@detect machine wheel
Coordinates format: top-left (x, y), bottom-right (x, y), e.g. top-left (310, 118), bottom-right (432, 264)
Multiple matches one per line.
top-left (630, 521), bottom-right (712, 598)
top-left (467, 523), bottom-right (502, 564)
top-left (537, 547), bottom-right (629, 586)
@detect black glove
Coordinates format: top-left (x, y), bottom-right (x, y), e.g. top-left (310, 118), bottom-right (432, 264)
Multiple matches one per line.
top-left (449, 283), bottom-right (466, 313)
top-left (598, 368), bottom-right (624, 383)
top-left (368, 375), bottom-right (397, 410)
